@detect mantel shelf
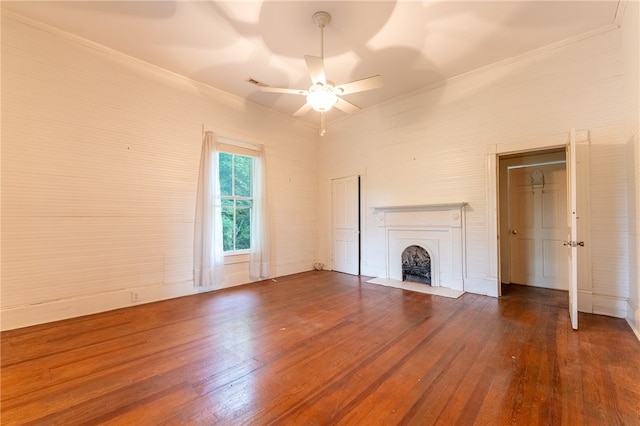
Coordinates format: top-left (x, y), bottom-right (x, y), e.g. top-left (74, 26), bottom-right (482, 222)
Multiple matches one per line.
top-left (372, 202), bottom-right (467, 212)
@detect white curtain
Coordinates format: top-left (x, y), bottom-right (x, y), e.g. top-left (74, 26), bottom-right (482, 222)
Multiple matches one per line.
top-left (193, 131), bottom-right (224, 288)
top-left (250, 145), bottom-right (270, 280)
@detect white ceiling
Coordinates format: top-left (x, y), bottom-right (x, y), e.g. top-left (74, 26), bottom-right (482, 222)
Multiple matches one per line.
top-left (3, 1), bottom-right (621, 126)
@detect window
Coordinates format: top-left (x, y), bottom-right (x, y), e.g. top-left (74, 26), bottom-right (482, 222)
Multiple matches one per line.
top-left (218, 152), bottom-right (253, 253)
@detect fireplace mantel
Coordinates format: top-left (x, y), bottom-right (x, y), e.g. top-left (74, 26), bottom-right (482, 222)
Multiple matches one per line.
top-left (372, 202), bottom-right (467, 229)
top-left (372, 202), bottom-right (467, 213)
top-left (372, 202), bottom-right (467, 291)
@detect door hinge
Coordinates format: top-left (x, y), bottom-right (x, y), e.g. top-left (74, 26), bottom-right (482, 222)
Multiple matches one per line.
top-left (563, 241), bottom-right (585, 247)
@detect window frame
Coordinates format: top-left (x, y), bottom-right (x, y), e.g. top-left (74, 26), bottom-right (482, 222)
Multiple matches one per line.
top-left (219, 151), bottom-right (254, 256)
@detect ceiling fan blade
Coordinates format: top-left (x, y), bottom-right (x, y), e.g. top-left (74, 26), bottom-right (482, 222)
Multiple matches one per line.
top-left (335, 75), bottom-right (383, 95)
top-left (293, 102), bottom-right (313, 117)
top-left (334, 97), bottom-right (360, 114)
top-left (260, 87), bottom-right (307, 95)
top-left (304, 55), bottom-right (326, 85)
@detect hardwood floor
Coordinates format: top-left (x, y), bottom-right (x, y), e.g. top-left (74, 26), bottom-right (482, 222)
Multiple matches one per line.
top-left (2, 271), bottom-right (639, 425)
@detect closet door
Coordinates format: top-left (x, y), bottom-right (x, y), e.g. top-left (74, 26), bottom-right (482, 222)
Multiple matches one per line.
top-left (332, 176), bottom-right (360, 275)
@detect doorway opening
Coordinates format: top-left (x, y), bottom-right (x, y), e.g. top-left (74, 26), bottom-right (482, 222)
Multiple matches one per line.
top-left (498, 148), bottom-right (567, 292)
top-left (491, 130), bottom-right (591, 328)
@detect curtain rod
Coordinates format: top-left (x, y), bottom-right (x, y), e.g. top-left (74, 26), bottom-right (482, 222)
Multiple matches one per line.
top-left (201, 124), bottom-right (262, 151)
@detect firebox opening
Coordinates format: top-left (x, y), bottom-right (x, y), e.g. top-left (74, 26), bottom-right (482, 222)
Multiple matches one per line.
top-left (402, 245), bottom-right (431, 285)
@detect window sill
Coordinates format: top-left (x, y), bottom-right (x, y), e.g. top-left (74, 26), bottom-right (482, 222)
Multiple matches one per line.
top-left (224, 253), bottom-right (250, 265)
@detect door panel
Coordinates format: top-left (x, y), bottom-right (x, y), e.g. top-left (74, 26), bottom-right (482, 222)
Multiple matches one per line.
top-left (332, 176), bottom-right (359, 275)
top-left (542, 189), bottom-right (562, 228)
top-left (509, 163), bottom-right (567, 289)
top-left (511, 238), bottom-right (535, 281)
top-left (542, 239), bottom-right (562, 278)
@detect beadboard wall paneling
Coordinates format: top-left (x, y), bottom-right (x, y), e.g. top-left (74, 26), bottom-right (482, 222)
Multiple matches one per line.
top-left (622, 0), bottom-right (640, 141)
top-left (589, 141), bottom-right (629, 301)
top-left (1, 13), bottom-right (319, 330)
top-left (626, 130), bottom-right (639, 337)
top-left (319, 28), bottom-right (627, 312)
top-left (622, 0), bottom-right (640, 337)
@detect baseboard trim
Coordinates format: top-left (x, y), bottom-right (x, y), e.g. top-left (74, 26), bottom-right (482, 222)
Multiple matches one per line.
top-left (592, 294), bottom-right (628, 319)
top-left (578, 290), bottom-right (593, 313)
top-left (1, 281), bottom-right (198, 331)
top-left (465, 277), bottom-right (499, 297)
top-left (627, 298), bottom-right (640, 342)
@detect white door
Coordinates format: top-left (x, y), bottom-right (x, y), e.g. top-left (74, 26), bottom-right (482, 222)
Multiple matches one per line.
top-left (332, 176), bottom-right (360, 275)
top-left (508, 163), bottom-right (567, 290)
top-left (566, 130), bottom-right (579, 330)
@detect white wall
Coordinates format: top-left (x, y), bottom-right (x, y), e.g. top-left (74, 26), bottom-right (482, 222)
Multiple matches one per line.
top-left (622, 0), bottom-right (640, 338)
top-left (1, 12), bottom-right (319, 330)
top-left (319, 26), bottom-right (629, 316)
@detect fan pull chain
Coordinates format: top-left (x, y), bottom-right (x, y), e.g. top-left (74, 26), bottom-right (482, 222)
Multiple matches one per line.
top-left (320, 112), bottom-right (326, 136)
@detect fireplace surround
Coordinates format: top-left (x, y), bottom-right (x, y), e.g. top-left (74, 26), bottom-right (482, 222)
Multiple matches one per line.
top-left (373, 203), bottom-right (467, 292)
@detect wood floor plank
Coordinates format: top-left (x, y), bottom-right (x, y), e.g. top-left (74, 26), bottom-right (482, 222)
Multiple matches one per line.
top-left (2, 272), bottom-right (639, 425)
top-left (333, 296), bottom-right (492, 425)
top-left (401, 297), bottom-right (505, 425)
top-left (555, 308), bottom-right (586, 426)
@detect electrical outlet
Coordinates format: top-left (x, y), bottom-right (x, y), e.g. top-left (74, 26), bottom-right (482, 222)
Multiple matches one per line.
top-left (131, 291), bottom-right (140, 302)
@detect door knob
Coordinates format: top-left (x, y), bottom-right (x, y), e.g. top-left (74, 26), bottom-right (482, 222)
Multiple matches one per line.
top-left (511, 229), bottom-right (518, 234)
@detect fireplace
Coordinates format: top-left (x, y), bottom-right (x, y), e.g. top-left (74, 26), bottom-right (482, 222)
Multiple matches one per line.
top-left (402, 245), bottom-right (432, 284)
top-left (373, 203), bottom-right (467, 292)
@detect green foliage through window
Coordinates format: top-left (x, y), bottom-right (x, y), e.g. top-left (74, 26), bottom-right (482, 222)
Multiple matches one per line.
top-left (219, 152), bottom-right (253, 252)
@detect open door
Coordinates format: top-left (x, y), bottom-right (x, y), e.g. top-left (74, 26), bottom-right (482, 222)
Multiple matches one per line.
top-left (566, 130), bottom-right (579, 330)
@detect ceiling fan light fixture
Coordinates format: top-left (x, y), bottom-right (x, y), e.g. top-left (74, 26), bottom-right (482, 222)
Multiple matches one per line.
top-left (307, 83), bottom-right (338, 112)
top-left (260, 10), bottom-right (382, 135)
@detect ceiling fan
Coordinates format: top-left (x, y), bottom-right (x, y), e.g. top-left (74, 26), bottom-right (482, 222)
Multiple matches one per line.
top-left (260, 11), bottom-right (383, 136)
